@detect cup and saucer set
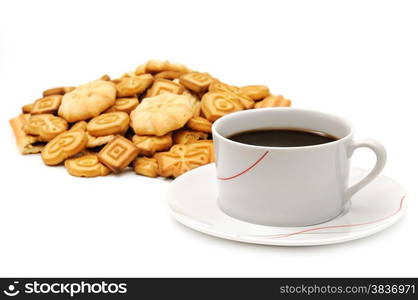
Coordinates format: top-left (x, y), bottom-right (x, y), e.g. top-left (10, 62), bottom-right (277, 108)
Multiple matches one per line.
top-left (167, 108), bottom-right (406, 246)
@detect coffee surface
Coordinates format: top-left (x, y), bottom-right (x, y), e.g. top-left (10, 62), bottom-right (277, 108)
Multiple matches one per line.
top-left (228, 129), bottom-right (338, 147)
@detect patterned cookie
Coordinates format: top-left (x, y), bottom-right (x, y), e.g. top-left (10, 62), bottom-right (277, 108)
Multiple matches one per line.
top-left (209, 81), bottom-right (254, 109)
top-left (97, 136), bottom-right (140, 173)
top-left (41, 129), bottom-right (88, 165)
top-left (24, 114), bottom-right (68, 141)
top-left (58, 79), bottom-right (117, 122)
top-left (146, 79), bottom-right (184, 97)
top-left (65, 154), bottom-right (110, 177)
top-left (155, 140), bottom-right (214, 177)
top-left (115, 74), bottom-right (154, 97)
top-left (180, 72), bottom-right (214, 93)
top-left (87, 112), bottom-right (129, 137)
top-left (31, 95), bottom-right (62, 115)
top-left (201, 92), bottom-right (244, 122)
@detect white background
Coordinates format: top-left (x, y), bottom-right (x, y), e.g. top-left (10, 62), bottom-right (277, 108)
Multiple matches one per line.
top-left (0, 0), bottom-right (417, 277)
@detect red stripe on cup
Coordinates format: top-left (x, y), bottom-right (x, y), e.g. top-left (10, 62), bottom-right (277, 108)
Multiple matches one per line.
top-left (218, 151), bottom-right (269, 181)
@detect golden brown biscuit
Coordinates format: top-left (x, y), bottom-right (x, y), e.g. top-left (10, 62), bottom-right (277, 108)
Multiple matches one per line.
top-left (132, 133), bottom-right (173, 156)
top-left (41, 129), bottom-right (88, 165)
top-left (63, 87), bottom-right (76, 93)
top-left (58, 79), bottom-right (117, 122)
top-left (154, 71), bottom-right (183, 80)
top-left (173, 130), bottom-right (208, 144)
top-left (146, 79), bottom-right (184, 97)
top-left (192, 140), bottom-right (216, 163)
top-left (31, 95), bottom-right (62, 115)
top-left (42, 87), bottom-right (65, 97)
top-left (115, 74), bottom-right (154, 97)
top-left (254, 95), bottom-right (291, 108)
top-left (87, 133), bottom-right (115, 148)
top-left (180, 72), bottom-right (214, 93)
top-left (9, 114), bottom-right (44, 154)
top-left (155, 140), bottom-right (214, 177)
top-left (100, 74), bottom-right (111, 81)
top-left (87, 112), bottom-right (129, 137)
top-left (201, 92), bottom-right (244, 122)
top-left (22, 103), bottom-right (34, 114)
top-left (209, 81), bottom-right (254, 109)
top-left (134, 64), bottom-right (146, 75)
top-left (42, 86), bottom-right (75, 97)
top-left (239, 85), bottom-right (270, 101)
top-left (145, 60), bottom-right (188, 74)
top-left (71, 121), bottom-right (88, 131)
top-left (186, 117), bottom-right (212, 133)
top-left (107, 97), bottom-right (139, 113)
top-left (98, 136), bottom-right (140, 173)
top-left (24, 114), bottom-right (68, 142)
top-left (181, 89), bottom-right (201, 117)
top-left (65, 154), bottom-right (110, 177)
top-left (134, 157), bottom-right (159, 177)
top-left (130, 93), bottom-right (195, 136)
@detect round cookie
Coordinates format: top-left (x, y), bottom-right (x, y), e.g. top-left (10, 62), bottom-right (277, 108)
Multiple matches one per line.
top-left (130, 93), bottom-right (195, 136)
top-left (65, 154), bottom-right (110, 177)
top-left (41, 129), bottom-right (88, 165)
top-left (201, 92), bottom-right (244, 122)
top-left (58, 79), bottom-right (117, 122)
top-left (87, 112), bottom-right (129, 137)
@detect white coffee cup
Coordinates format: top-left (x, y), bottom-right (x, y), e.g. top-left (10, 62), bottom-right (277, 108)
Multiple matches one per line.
top-left (212, 108), bottom-right (386, 227)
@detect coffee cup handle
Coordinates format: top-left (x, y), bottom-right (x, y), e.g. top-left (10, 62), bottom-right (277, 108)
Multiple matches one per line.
top-left (346, 139), bottom-right (387, 199)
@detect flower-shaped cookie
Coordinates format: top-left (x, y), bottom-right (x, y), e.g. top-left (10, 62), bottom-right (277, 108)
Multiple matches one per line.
top-left (58, 79), bottom-right (117, 122)
top-left (130, 93), bottom-right (195, 136)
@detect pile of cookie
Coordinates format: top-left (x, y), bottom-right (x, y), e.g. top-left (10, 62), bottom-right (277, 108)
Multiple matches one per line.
top-left (10, 60), bottom-right (291, 178)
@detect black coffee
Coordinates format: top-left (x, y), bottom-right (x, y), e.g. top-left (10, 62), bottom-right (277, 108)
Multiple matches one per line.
top-left (228, 128), bottom-right (338, 147)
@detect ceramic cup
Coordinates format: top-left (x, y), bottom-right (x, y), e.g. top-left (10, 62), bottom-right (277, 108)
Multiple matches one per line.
top-left (212, 108), bottom-right (387, 227)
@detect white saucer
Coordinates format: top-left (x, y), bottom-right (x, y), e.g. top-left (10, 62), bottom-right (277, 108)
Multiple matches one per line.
top-left (167, 164), bottom-right (406, 246)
